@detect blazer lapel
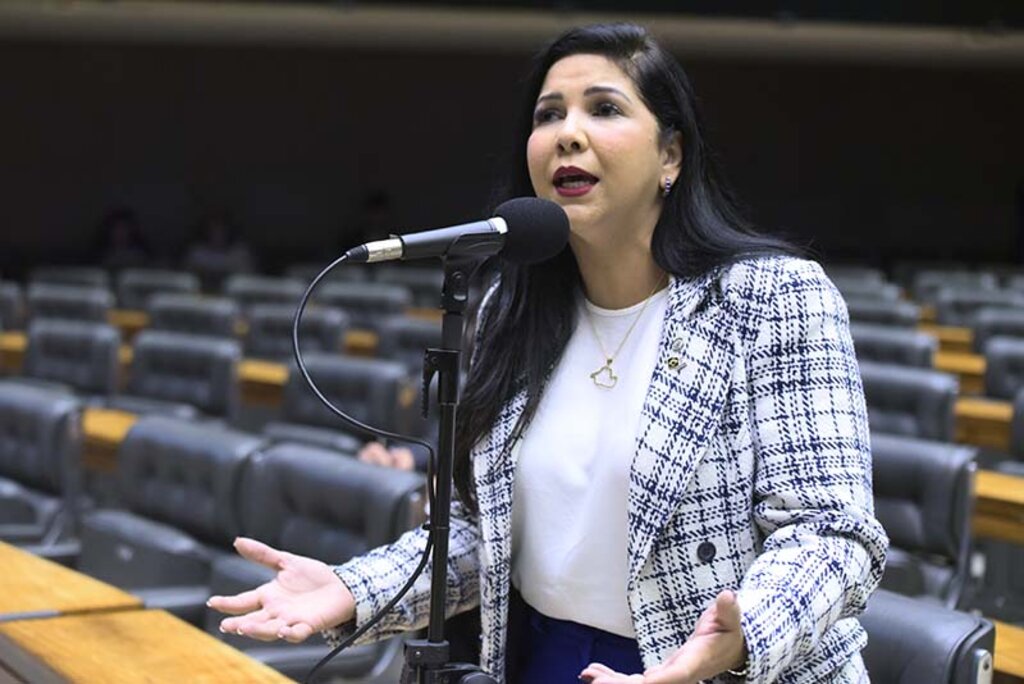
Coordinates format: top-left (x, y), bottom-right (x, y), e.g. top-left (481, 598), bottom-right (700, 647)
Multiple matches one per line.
top-left (627, 273), bottom-right (737, 585)
top-left (471, 386), bottom-right (527, 679)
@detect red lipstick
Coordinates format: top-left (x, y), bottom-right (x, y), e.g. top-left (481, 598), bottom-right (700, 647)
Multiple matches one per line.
top-left (553, 166), bottom-right (599, 197)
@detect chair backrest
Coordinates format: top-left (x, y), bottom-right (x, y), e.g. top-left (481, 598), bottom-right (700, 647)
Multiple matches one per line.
top-left (24, 320), bottom-right (121, 396)
top-left (30, 266), bottom-right (109, 290)
top-left (850, 323), bottom-right (936, 368)
top-left (375, 315), bottom-right (443, 376)
top-left (935, 288), bottom-right (1024, 327)
top-left (846, 298), bottom-right (920, 328)
top-left (374, 266), bottom-right (444, 308)
top-left (116, 416), bottom-right (265, 545)
top-left (859, 589), bottom-right (994, 684)
top-left (913, 270), bottom-right (998, 304)
top-left (281, 353), bottom-right (411, 433)
top-left (285, 262), bottom-right (371, 284)
top-left (859, 361), bottom-right (958, 441)
top-left (315, 282), bottom-right (412, 331)
top-left (239, 442), bottom-right (425, 563)
top-left (27, 284), bottom-right (114, 323)
top-left (127, 331), bottom-right (241, 418)
top-left (834, 278), bottom-right (901, 302)
top-left (974, 307), bottom-right (1024, 353)
top-left (0, 281), bottom-right (23, 330)
top-left (223, 275), bottom-right (304, 313)
top-left (0, 383), bottom-right (81, 497)
top-left (825, 265), bottom-right (886, 284)
top-left (245, 303), bottom-right (348, 360)
top-left (117, 269), bottom-right (200, 310)
top-left (872, 433), bottom-right (976, 607)
top-left (147, 293), bottom-right (239, 339)
top-left (983, 336), bottom-right (1024, 400)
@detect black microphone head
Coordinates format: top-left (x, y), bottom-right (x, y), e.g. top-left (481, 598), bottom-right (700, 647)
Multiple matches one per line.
top-left (493, 197), bottom-right (570, 265)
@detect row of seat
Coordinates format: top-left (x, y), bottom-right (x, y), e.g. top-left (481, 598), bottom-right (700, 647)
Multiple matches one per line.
top-left (0, 387), bottom-right (425, 680)
top-left (4, 264), bottom-right (445, 318)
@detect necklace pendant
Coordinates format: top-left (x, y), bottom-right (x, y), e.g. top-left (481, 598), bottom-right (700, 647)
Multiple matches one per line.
top-left (590, 361), bottom-right (618, 389)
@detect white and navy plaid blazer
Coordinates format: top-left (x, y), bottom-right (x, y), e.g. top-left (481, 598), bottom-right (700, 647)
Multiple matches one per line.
top-left (333, 256), bottom-right (888, 683)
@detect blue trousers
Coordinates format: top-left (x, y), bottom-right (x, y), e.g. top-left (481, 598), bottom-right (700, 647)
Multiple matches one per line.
top-left (513, 602), bottom-right (645, 684)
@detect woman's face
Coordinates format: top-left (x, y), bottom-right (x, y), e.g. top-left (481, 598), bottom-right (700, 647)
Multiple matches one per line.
top-left (527, 53), bottom-right (680, 248)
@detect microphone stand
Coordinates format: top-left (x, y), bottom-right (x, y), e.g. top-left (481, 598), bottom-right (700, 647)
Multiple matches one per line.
top-left (403, 254), bottom-right (497, 684)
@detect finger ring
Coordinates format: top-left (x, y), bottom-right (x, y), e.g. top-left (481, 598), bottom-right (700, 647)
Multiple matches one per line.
top-left (237, 629), bottom-right (244, 636)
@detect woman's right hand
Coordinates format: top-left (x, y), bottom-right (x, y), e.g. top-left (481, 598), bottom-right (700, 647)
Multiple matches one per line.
top-left (207, 537), bottom-right (356, 644)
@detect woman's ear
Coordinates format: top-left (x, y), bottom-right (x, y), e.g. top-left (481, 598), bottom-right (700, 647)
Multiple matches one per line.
top-left (661, 130), bottom-right (683, 176)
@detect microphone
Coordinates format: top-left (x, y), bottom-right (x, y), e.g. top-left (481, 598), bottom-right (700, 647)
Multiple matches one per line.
top-left (343, 198), bottom-right (569, 265)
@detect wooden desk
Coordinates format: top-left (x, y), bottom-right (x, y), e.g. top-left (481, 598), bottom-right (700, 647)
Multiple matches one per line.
top-left (0, 609), bottom-right (291, 683)
top-left (0, 541), bottom-right (141, 622)
top-left (935, 351), bottom-right (986, 395)
top-left (0, 331), bottom-right (25, 372)
top-left (975, 470), bottom-right (1024, 546)
top-left (996, 620), bottom-right (1024, 681)
top-left (919, 323), bottom-right (974, 354)
top-left (956, 397), bottom-right (1014, 451)
top-left (107, 309), bottom-right (148, 338)
top-left (82, 408), bottom-right (139, 473)
top-left (238, 359), bottom-right (289, 407)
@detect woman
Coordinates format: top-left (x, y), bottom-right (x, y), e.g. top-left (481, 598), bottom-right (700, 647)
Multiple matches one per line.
top-left (209, 23), bottom-right (887, 683)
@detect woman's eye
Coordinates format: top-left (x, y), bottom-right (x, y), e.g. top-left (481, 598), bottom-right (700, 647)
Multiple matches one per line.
top-left (593, 101), bottom-right (622, 117)
top-left (533, 108), bottom-right (561, 125)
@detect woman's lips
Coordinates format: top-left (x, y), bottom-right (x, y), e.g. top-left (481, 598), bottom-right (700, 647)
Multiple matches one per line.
top-left (555, 182), bottom-right (595, 197)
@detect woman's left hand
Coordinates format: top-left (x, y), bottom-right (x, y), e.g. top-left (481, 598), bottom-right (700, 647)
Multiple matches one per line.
top-left (579, 590), bottom-right (747, 684)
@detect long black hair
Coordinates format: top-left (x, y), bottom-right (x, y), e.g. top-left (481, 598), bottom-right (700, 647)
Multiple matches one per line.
top-left (454, 23), bottom-right (801, 510)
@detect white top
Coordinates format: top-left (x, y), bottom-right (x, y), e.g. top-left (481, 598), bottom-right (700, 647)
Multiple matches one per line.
top-left (510, 286), bottom-right (669, 638)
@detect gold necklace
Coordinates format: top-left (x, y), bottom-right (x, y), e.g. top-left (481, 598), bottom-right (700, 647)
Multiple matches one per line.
top-left (583, 276), bottom-right (666, 389)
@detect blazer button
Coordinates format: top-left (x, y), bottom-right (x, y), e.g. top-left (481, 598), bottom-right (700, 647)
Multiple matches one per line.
top-left (697, 541), bottom-right (716, 563)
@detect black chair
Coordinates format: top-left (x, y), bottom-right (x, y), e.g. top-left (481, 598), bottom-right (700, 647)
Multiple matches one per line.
top-left (871, 433), bottom-right (976, 608)
top-left (374, 265), bottom-right (445, 308)
top-left (859, 361), bottom-right (958, 441)
top-left (824, 265), bottom-right (886, 284)
top-left (285, 262), bottom-right (371, 284)
top-left (117, 269), bottom-right (200, 310)
top-left (315, 282), bottom-right (412, 332)
top-left (973, 307), bottom-right (1024, 353)
top-left (20, 320), bottom-right (121, 397)
top-left (913, 270), bottom-right (998, 304)
top-left (245, 303), bottom-right (349, 361)
top-left (846, 298), bottom-right (921, 328)
top-left (850, 323), bottom-right (936, 368)
top-left (30, 266), bottom-right (110, 290)
top-left (833, 278), bottom-right (902, 302)
top-left (263, 354), bottom-right (412, 452)
top-left (27, 284), bottom-right (114, 323)
top-left (202, 442), bottom-right (426, 679)
top-left (76, 416), bottom-right (265, 622)
top-left (859, 589), bottom-right (995, 684)
top-left (148, 293), bottom-right (240, 339)
top-left (982, 336), bottom-right (1024, 401)
top-left (223, 275), bottom-right (305, 314)
top-left (376, 315), bottom-right (443, 376)
top-left (0, 384), bottom-right (82, 545)
top-left (108, 331), bottom-right (241, 420)
top-left (935, 288), bottom-right (1024, 327)
top-left (0, 281), bottom-right (23, 330)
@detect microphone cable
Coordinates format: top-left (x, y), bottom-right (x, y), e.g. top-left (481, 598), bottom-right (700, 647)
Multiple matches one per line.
top-left (291, 252), bottom-right (441, 684)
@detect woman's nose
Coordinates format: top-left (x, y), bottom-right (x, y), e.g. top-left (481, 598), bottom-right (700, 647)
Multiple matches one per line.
top-left (556, 114), bottom-right (587, 154)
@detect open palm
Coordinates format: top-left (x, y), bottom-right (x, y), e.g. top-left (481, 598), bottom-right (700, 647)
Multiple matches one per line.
top-left (207, 537), bottom-right (356, 644)
top-left (580, 590), bottom-right (747, 684)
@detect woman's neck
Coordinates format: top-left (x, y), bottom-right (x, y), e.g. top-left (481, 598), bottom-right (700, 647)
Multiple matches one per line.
top-left (573, 239), bottom-right (667, 310)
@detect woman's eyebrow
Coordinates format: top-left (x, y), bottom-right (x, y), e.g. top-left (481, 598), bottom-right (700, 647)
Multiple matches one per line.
top-left (535, 85), bottom-right (632, 106)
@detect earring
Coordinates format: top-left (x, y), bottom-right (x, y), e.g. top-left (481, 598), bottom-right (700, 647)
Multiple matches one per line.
top-left (663, 177), bottom-right (673, 197)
